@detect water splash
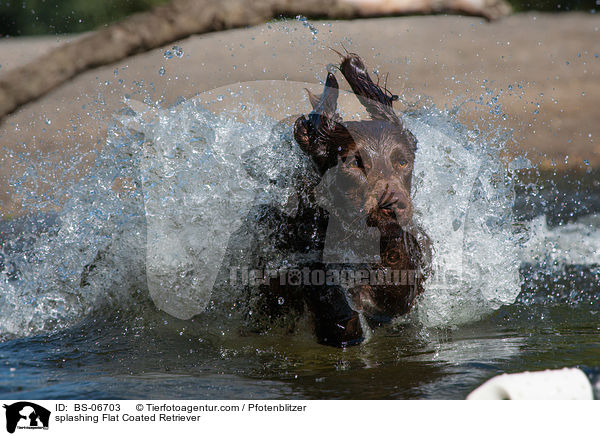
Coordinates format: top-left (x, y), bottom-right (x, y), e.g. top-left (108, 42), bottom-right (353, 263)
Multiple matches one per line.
top-left (128, 97), bottom-right (526, 328)
top-left (0, 123), bottom-right (147, 339)
top-left (163, 46), bottom-right (184, 59)
top-left (295, 15), bottom-right (319, 40)
top-left (522, 214), bottom-right (600, 265)
top-left (129, 99), bottom-right (302, 319)
top-left (405, 108), bottom-right (523, 327)
top-left (4, 84), bottom-right (595, 340)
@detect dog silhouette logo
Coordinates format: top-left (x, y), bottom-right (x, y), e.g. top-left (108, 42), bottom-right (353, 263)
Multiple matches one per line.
top-left (3, 402), bottom-right (50, 433)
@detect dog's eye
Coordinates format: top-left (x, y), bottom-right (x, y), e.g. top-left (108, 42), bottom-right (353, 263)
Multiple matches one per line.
top-left (347, 154), bottom-right (365, 170)
top-left (394, 158), bottom-right (408, 169)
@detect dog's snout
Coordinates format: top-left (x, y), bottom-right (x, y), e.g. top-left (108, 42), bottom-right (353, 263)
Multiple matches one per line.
top-left (391, 195), bottom-right (408, 212)
top-left (378, 185), bottom-right (397, 210)
top-left (365, 180), bottom-right (413, 233)
top-left (369, 182), bottom-right (409, 208)
top-left (392, 192), bottom-right (412, 217)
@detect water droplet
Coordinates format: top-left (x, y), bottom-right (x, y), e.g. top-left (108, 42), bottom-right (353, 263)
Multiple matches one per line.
top-left (452, 219), bottom-right (462, 231)
top-left (295, 14), bottom-right (318, 37)
top-left (158, 67), bottom-right (165, 76)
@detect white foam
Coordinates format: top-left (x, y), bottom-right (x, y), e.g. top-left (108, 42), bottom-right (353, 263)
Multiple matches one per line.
top-left (521, 214), bottom-right (600, 265)
top-left (131, 100), bottom-right (302, 319)
top-left (407, 110), bottom-right (522, 327)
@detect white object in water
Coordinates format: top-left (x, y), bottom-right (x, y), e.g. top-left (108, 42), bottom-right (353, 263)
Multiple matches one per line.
top-left (467, 367), bottom-right (594, 400)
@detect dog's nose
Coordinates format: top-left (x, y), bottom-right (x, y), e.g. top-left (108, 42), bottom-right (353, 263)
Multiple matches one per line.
top-left (391, 194), bottom-right (408, 212)
top-left (378, 187), bottom-right (408, 212)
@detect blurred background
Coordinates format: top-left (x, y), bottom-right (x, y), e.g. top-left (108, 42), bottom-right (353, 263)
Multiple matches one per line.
top-left (0, 0), bottom-right (598, 36)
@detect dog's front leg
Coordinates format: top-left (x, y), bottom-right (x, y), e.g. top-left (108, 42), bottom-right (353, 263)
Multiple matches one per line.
top-left (305, 283), bottom-right (364, 347)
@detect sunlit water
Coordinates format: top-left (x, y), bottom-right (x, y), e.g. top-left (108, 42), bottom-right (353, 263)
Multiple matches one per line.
top-left (1, 90), bottom-right (599, 399)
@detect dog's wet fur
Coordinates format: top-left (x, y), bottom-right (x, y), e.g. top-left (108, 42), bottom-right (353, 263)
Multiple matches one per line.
top-left (229, 53), bottom-right (430, 346)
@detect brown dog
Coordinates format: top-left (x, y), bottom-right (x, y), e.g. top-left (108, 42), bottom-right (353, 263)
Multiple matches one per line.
top-left (221, 53), bottom-right (429, 346)
top-left (291, 53), bottom-right (429, 343)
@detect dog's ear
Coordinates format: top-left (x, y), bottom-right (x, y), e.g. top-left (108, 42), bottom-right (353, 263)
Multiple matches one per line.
top-left (305, 89), bottom-right (321, 111)
top-left (339, 53), bottom-right (400, 124)
top-left (294, 72), bottom-right (353, 174)
top-left (340, 53), bottom-right (417, 152)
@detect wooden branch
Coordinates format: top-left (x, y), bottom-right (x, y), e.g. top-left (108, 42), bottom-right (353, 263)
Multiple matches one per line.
top-left (0, 0), bottom-right (511, 121)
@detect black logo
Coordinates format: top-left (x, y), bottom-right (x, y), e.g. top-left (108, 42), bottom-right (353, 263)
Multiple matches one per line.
top-left (3, 402), bottom-right (50, 433)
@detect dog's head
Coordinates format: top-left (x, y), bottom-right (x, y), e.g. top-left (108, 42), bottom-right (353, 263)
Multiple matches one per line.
top-left (294, 53), bottom-right (417, 235)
